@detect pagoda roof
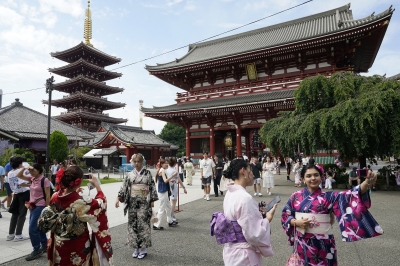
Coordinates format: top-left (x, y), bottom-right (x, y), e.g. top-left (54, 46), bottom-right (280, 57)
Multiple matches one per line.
top-left (50, 42), bottom-right (121, 67)
top-left (142, 89), bottom-right (294, 114)
top-left (0, 99), bottom-right (94, 141)
top-left (387, 73), bottom-right (400, 81)
top-left (43, 93), bottom-right (126, 110)
top-left (49, 59), bottom-right (122, 82)
top-left (53, 76), bottom-right (124, 95)
top-left (93, 123), bottom-right (174, 147)
top-left (146, 4), bottom-right (393, 71)
top-left (55, 111), bottom-right (128, 124)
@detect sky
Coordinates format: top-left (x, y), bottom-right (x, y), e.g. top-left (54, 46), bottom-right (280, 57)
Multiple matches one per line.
top-left (0, 0), bottom-right (399, 134)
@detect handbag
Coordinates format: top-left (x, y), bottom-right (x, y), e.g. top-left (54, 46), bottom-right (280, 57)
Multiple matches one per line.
top-left (286, 225), bottom-right (304, 266)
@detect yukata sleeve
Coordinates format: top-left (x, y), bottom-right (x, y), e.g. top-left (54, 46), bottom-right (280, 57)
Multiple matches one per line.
top-left (148, 171), bottom-right (158, 203)
top-left (237, 197), bottom-right (273, 257)
top-left (117, 173), bottom-right (129, 200)
top-left (281, 193), bottom-right (297, 245)
top-left (332, 186), bottom-right (383, 242)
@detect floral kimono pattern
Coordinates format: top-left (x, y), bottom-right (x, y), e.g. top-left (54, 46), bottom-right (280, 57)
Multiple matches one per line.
top-left (281, 186), bottom-right (383, 266)
top-left (118, 169), bottom-right (158, 248)
top-left (40, 191), bottom-right (113, 266)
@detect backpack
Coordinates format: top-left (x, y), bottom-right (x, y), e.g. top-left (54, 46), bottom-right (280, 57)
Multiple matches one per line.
top-left (41, 177), bottom-right (55, 200)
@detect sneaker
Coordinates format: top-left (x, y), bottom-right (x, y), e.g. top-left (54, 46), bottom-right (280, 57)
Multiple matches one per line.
top-left (168, 221), bottom-right (178, 227)
top-left (172, 215), bottom-right (177, 222)
top-left (0, 203), bottom-right (5, 210)
top-left (6, 234), bottom-right (15, 241)
top-left (206, 195), bottom-right (210, 201)
top-left (268, 192), bottom-right (272, 196)
top-left (25, 249), bottom-right (42, 261)
top-left (132, 249), bottom-right (139, 258)
top-left (39, 245), bottom-right (47, 255)
top-left (258, 193), bottom-right (262, 197)
top-left (254, 193), bottom-right (258, 196)
top-left (152, 225), bottom-right (164, 230)
top-left (203, 195), bottom-right (206, 200)
top-left (138, 252), bottom-right (147, 259)
top-left (220, 191), bottom-right (224, 196)
top-left (14, 235), bottom-right (29, 242)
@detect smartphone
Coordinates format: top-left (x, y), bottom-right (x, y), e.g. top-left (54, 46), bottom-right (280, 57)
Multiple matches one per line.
top-left (83, 174), bottom-right (90, 179)
top-left (265, 196), bottom-right (281, 212)
top-left (357, 169), bottom-right (368, 178)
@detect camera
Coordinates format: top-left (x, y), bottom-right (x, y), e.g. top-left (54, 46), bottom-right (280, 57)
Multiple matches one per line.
top-left (83, 174), bottom-right (90, 179)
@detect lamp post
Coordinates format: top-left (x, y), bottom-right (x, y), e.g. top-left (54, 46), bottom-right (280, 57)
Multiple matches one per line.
top-left (45, 76), bottom-right (55, 177)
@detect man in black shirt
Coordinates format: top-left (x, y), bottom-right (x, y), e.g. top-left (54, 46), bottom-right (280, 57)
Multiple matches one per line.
top-left (251, 156), bottom-right (263, 196)
top-left (213, 155), bottom-right (224, 197)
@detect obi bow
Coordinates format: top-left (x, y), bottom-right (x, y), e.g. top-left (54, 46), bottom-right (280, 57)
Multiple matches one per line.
top-left (210, 212), bottom-right (246, 245)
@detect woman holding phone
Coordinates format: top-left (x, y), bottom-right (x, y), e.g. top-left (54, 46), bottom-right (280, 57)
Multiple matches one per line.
top-left (210, 159), bottom-right (278, 266)
top-left (281, 164), bottom-right (382, 265)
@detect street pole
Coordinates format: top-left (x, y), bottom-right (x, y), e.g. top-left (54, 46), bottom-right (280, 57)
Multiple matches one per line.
top-left (45, 76), bottom-right (55, 177)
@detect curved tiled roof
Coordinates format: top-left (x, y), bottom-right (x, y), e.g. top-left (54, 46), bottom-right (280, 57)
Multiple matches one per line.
top-left (142, 89), bottom-right (294, 113)
top-left (53, 76), bottom-right (124, 95)
top-left (50, 42), bottom-right (121, 67)
top-left (146, 4), bottom-right (393, 71)
top-left (0, 99), bottom-right (94, 141)
top-left (43, 93), bottom-right (126, 110)
top-left (55, 111), bottom-right (128, 124)
top-left (387, 73), bottom-right (400, 80)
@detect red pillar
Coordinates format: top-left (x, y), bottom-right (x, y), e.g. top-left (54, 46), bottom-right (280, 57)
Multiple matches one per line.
top-left (186, 129), bottom-right (190, 157)
top-left (210, 127), bottom-right (215, 156)
top-left (125, 147), bottom-right (134, 163)
top-left (236, 126), bottom-right (242, 157)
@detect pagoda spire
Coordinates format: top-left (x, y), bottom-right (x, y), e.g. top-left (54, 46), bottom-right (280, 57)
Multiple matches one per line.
top-left (84, 0), bottom-right (93, 47)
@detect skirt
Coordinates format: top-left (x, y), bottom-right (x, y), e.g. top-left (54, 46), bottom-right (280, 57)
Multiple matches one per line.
top-left (262, 172), bottom-right (275, 188)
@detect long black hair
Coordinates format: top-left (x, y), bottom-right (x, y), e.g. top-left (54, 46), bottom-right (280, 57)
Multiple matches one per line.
top-left (223, 159), bottom-right (249, 180)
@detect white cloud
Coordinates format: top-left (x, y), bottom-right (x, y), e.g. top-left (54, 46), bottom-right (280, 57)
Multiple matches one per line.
top-left (184, 0), bottom-right (196, 11)
top-left (167, 0), bottom-right (184, 7)
top-left (38, 0), bottom-right (84, 17)
top-left (0, 6), bottom-right (24, 26)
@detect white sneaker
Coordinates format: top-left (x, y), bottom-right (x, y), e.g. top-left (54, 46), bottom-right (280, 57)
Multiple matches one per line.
top-left (203, 195), bottom-right (206, 200)
top-left (13, 235), bottom-right (29, 242)
top-left (206, 195), bottom-right (210, 201)
top-left (1, 203), bottom-right (5, 210)
top-left (268, 192), bottom-right (272, 196)
top-left (254, 193), bottom-right (258, 196)
top-left (258, 193), bottom-right (262, 197)
top-left (6, 234), bottom-right (15, 241)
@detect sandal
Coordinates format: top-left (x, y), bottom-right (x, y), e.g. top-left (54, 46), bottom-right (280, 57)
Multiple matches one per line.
top-left (152, 226), bottom-right (164, 230)
top-left (132, 250), bottom-right (139, 258)
top-left (138, 253), bottom-right (147, 259)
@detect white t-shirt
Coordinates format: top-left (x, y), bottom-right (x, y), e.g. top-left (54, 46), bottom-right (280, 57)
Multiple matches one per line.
top-left (8, 168), bottom-right (30, 194)
top-left (166, 166), bottom-right (178, 183)
top-left (200, 158), bottom-right (215, 177)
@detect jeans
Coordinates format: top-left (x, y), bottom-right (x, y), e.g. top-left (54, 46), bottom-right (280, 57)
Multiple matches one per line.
top-left (9, 193), bottom-right (28, 235)
top-left (29, 206), bottom-right (47, 251)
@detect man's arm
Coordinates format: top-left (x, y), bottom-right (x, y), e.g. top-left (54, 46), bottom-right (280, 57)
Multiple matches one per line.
top-left (0, 175), bottom-right (4, 192)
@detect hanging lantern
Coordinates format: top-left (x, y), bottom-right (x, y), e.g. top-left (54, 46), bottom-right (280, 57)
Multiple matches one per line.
top-left (224, 132), bottom-right (233, 151)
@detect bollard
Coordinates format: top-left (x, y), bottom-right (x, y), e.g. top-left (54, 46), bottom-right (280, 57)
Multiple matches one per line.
top-left (174, 182), bottom-right (183, 213)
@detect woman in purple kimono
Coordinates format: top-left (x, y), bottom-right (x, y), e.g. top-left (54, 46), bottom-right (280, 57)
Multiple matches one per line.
top-left (281, 164), bottom-right (382, 266)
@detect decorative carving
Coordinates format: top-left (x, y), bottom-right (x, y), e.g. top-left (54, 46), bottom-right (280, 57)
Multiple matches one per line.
top-left (245, 62), bottom-right (258, 82)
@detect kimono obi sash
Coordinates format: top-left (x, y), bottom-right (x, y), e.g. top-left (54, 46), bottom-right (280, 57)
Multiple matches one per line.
top-left (210, 212), bottom-right (246, 245)
top-left (295, 212), bottom-right (333, 235)
top-left (130, 184), bottom-right (148, 197)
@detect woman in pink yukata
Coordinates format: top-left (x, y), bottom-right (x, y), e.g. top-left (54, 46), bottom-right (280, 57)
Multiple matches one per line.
top-left (210, 159), bottom-right (278, 266)
top-left (281, 164), bottom-right (383, 266)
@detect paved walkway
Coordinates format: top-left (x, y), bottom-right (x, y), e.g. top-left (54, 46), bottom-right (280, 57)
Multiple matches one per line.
top-left (1, 170), bottom-right (399, 265)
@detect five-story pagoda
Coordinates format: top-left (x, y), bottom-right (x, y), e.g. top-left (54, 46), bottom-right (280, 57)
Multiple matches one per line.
top-left (43, 0), bottom-right (127, 131)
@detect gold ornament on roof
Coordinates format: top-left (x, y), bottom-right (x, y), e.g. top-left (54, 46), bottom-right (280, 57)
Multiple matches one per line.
top-left (84, 0), bottom-right (93, 47)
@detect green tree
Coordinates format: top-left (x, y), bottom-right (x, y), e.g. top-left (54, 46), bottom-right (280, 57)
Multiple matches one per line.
top-left (0, 147), bottom-right (35, 166)
top-left (260, 72), bottom-right (400, 168)
top-left (158, 122), bottom-right (185, 156)
top-left (49, 130), bottom-right (69, 163)
top-left (69, 147), bottom-right (92, 168)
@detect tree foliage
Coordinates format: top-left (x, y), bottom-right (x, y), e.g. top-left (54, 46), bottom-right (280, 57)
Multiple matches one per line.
top-left (0, 148), bottom-right (35, 166)
top-left (158, 122), bottom-right (185, 156)
top-left (49, 130), bottom-right (69, 163)
top-left (260, 72), bottom-right (400, 165)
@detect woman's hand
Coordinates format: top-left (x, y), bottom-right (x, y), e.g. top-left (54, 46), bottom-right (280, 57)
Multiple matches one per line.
top-left (266, 203), bottom-right (279, 222)
top-left (151, 201), bottom-right (154, 208)
top-left (76, 187), bottom-right (84, 194)
top-left (115, 198), bottom-right (120, 208)
top-left (295, 218), bottom-right (311, 229)
top-left (88, 174), bottom-right (102, 191)
top-left (183, 188), bottom-right (187, 194)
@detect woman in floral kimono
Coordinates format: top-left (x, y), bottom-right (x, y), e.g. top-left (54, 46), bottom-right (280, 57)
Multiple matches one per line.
top-left (38, 166), bottom-right (113, 266)
top-left (115, 153), bottom-right (158, 259)
top-left (281, 164), bottom-right (382, 266)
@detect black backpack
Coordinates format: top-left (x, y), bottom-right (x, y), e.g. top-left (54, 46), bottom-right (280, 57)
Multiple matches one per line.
top-left (41, 177), bottom-right (55, 200)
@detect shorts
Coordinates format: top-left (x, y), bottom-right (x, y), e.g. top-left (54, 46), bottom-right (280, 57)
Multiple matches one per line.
top-left (202, 176), bottom-right (212, 186)
top-left (170, 183), bottom-right (178, 200)
top-left (253, 178), bottom-right (261, 185)
top-left (4, 183), bottom-right (12, 196)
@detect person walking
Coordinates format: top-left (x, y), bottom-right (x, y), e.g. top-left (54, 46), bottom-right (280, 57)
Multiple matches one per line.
top-left (7, 156), bottom-right (30, 242)
top-left (184, 158), bottom-right (194, 186)
top-left (293, 159), bottom-right (302, 187)
top-left (200, 152), bottom-right (216, 201)
top-left (262, 157), bottom-right (275, 196)
top-left (251, 156), bottom-right (263, 196)
top-left (50, 160), bottom-right (59, 186)
top-left (16, 164), bottom-right (50, 261)
top-left (166, 158), bottom-right (187, 222)
top-left (153, 159), bottom-right (178, 230)
top-left (210, 159), bottom-right (278, 265)
top-left (1, 157), bottom-right (14, 211)
top-left (285, 157), bottom-right (293, 182)
top-left (275, 157), bottom-right (281, 175)
top-left (214, 155), bottom-right (224, 197)
top-left (324, 167), bottom-right (336, 190)
top-left (0, 164), bottom-right (4, 218)
top-left (116, 153), bottom-right (158, 259)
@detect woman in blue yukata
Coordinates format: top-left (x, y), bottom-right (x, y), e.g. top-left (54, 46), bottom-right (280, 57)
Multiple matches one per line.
top-left (281, 164), bottom-right (382, 266)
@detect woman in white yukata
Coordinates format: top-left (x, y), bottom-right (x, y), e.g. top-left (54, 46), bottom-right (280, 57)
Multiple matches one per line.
top-left (211, 159), bottom-right (279, 266)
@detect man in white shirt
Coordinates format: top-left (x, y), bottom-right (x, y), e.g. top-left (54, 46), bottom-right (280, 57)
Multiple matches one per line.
top-left (242, 153), bottom-right (249, 161)
top-left (50, 160), bottom-right (59, 185)
top-left (199, 152), bottom-right (216, 201)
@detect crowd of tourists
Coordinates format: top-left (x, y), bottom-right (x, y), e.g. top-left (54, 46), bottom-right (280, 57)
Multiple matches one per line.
top-left (0, 152), bottom-right (390, 265)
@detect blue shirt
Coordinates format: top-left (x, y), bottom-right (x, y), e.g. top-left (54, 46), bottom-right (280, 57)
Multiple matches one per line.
top-left (0, 166), bottom-right (5, 176)
top-left (157, 169), bottom-right (169, 193)
top-left (5, 162), bottom-right (12, 172)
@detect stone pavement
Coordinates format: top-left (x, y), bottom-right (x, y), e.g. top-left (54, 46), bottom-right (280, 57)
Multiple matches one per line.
top-left (1, 170), bottom-right (400, 265)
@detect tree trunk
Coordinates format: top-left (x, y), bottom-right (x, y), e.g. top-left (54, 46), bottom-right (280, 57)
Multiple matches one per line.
top-left (358, 155), bottom-right (367, 169)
